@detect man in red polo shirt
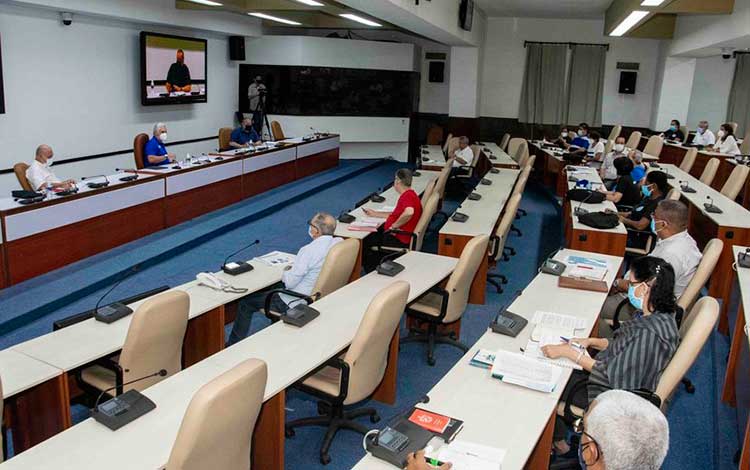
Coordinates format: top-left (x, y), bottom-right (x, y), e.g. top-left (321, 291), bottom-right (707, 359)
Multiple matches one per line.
top-left (362, 168), bottom-right (423, 271)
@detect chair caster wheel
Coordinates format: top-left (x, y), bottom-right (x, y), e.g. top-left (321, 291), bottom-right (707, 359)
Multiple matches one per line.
top-left (370, 413), bottom-right (381, 423)
top-left (428, 357), bottom-right (436, 366)
top-left (320, 453), bottom-right (331, 465)
top-left (317, 401), bottom-right (331, 415)
top-left (285, 428), bottom-right (295, 438)
top-left (686, 383), bottom-right (695, 394)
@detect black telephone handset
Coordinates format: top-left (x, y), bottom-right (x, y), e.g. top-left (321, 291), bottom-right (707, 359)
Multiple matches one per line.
top-left (489, 168), bottom-right (500, 174)
top-left (468, 192), bottom-right (482, 201)
top-left (338, 212), bottom-right (355, 223)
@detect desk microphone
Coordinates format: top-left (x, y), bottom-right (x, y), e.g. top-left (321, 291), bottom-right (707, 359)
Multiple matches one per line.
top-left (91, 369), bottom-right (167, 431)
top-left (370, 186), bottom-right (386, 203)
top-left (704, 196), bottom-right (723, 214)
top-left (93, 264), bottom-right (140, 324)
top-left (679, 180), bottom-right (696, 193)
top-left (114, 168), bottom-right (140, 182)
top-left (222, 239), bottom-right (260, 276)
top-left (93, 369), bottom-right (168, 410)
top-left (574, 190), bottom-right (595, 217)
top-left (81, 174), bottom-right (110, 189)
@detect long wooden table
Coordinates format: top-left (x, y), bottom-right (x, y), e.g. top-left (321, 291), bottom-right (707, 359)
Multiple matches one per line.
top-left (0, 136), bottom-right (340, 286)
top-left (351, 249), bottom-right (622, 470)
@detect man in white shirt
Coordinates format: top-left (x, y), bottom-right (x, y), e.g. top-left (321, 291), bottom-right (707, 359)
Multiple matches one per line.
top-left (451, 136), bottom-right (473, 168)
top-left (691, 120), bottom-right (716, 147)
top-left (25, 145), bottom-right (76, 191)
top-left (599, 136), bottom-right (627, 186)
top-left (227, 212), bottom-right (342, 345)
top-left (599, 199), bottom-right (702, 337)
top-left (247, 75), bottom-right (266, 133)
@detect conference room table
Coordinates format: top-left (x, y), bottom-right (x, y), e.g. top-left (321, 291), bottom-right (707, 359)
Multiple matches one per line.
top-left (0, 251), bottom-right (458, 470)
top-left (650, 164), bottom-right (750, 330)
top-left (438, 167), bottom-right (521, 305)
top-left (351, 248), bottom-right (623, 470)
top-left (0, 135), bottom-right (340, 287)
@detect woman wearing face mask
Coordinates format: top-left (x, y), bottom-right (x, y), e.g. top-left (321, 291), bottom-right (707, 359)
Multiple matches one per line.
top-left (661, 119), bottom-right (684, 142)
top-left (542, 256), bottom-right (679, 458)
top-left (710, 123), bottom-right (741, 156)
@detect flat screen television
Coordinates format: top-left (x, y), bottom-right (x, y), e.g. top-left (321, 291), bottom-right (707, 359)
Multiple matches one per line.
top-left (459, 0), bottom-right (474, 32)
top-left (140, 32), bottom-right (207, 106)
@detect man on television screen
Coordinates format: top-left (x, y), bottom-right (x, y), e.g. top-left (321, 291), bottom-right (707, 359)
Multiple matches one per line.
top-left (165, 49), bottom-right (191, 93)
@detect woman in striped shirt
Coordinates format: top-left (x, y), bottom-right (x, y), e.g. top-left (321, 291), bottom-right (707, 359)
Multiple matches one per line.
top-left (543, 256), bottom-right (680, 457)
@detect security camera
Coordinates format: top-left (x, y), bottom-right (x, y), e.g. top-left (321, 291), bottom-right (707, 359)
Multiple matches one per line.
top-left (721, 47), bottom-right (734, 60)
top-left (61, 12), bottom-right (73, 26)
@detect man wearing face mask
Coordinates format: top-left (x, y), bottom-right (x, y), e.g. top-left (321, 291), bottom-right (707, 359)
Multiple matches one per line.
top-left (691, 120), bottom-right (716, 147)
top-left (25, 144), bottom-right (76, 191)
top-left (229, 116), bottom-right (261, 148)
top-left (554, 126), bottom-right (572, 148)
top-left (599, 137), bottom-right (627, 186)
top-left (661, 119), bottom-right (684, 142)
top-left (143, 122), bottom-right (176, 167)
top-left (226, 212), bottom-right (341, 345)
top-left (165, 49), bottom-right (191, 94)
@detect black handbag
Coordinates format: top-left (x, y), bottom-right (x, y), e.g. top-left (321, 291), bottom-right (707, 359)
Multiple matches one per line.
top-left (578, 211), bottom-right (619, 229)
top-left (567, 188), bottom-right (606, 204)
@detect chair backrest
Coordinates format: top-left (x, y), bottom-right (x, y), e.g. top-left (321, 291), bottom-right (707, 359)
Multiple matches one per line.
top-left (492, 194), bottom-right (522, 261)
top-left (679, 125), bottom-right (690, 143)
top-left (721, 164), bottom-right (750, 200)
top-left (119, 290), bottom-right (189, 392)
top-left (134, 133), bottom-right (149, 170)
top-left (442, 133), bottom-right (453, 153)
top-left (625, 131), bottom-right (642, 150)
top-left (0, 376), bottom-right (3, 463)
top-left (311, 238), bottom-right (359, 299)
top-left (270, 120), bottom-right (285, 140)
top-left (13, 163), bottom-right (32, 191)
top-left (508, 138), bottom-right (526, 160)
top-left (666, 188), bottom-right (682, 201)
top-left (677, 238), bottom-right (722, 312)
top-left (499, 133), bottom-right (511, 151)
top-left (513, 141), bottom-right (530, 167)
top-left (727, 122), bottom-right (739, 134)
top-left (740, 130), bottom-right (750, 155)
top-left (165, 359), bottom-right (267, 470)
top-left (442, 235), bottom-right (490, 323)
top-left (524, 154), bottom-right (536, 172)
top-left (434, 159), bottom-right (454, 200)
top-left (412, 193), bottom-right (439, 251)
top-left (643, 135), bottom-right (664, 159)
top-left (420, 178), bottom-right (437, 208)
top-left (343, 281), bottom-right (410, 404)
top-left (512, 166), bottom-right (531, 200)
top-left (655, 297), bottom-right (718, 409)
top-left (699, 157), bottom-right (720, 185)
top-left (679, 147), bottom-right (697, 173)
top-left (446, 137), bottom-right (460, 157)
top-left (426, 126), bottom-right (444, 145)
top-left (218, 127), bottom-right (232, 151)
top-left (607, 125), bottom-right (622, 143)
top-left (469, 144), bottom-right (481, 167)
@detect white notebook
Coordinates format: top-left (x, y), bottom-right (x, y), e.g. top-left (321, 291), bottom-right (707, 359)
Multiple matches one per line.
top-left (434, 441), bottom-right (506, 470)
top-left (524, 336), bottom-right (585, 370)
top-left (490, 350), bottom-right (562, 393)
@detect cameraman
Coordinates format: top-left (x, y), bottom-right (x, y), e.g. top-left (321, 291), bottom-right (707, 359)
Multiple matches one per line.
top-left (247, 75), bottom-right (267, 133)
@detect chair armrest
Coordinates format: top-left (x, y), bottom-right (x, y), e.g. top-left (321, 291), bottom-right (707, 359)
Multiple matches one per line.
top-left (385, 228), bottom-right (418, 250)
top-left (611, 297), bottom-right (632, 331)
top-left (412, 285), bottom-right (450, 322)
top-left (322, 356), bottom-right (351, 401)
top-left (262, 288), bottom-right (313, 320)
top-left (562, 374), bottom-right (590, 425)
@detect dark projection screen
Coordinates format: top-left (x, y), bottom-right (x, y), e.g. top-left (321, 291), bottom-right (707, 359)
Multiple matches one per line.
top-left (239, 64), bottom-right (418, 117)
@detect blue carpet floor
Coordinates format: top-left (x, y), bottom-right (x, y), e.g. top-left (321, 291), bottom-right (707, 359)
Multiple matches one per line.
top-left (0, 161), bottom-right (741, 469)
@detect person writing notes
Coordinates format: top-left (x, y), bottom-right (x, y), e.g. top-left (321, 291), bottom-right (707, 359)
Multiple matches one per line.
top-left (230, 117), bottom-right (261, 148)
top-left (26, 145), bottom-right (76, 191)
top-left (144, 122), bottom-right (176, 167)
top-left (710, 122), bottom-right (741, 155)
top-left (165, 49), bottom-right (191, 94)
top-left (691, 121), bottom-right (716, 147)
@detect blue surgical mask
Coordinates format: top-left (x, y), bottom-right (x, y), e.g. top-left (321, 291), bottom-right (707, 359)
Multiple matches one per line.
top-left (628, 283), bottom-right (645, 310)
top-left (650, 218), bottom-right (656, 233)
top-left (670, 125), bottom-right (677, 131)
top-left (641, 184), bottom-right (652, 197)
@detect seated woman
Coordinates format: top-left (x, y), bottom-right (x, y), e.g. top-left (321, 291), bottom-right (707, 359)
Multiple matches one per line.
top-left (587, 131), bottom-right (605, 163)
top-left (710, 122), bottom-right (741, 156)
top-left (615, 170), bottom-right (668, 249)
top-left (542, 256), bottom-right (680, 457)
top-left (598, 157), bottom-right (641, 209)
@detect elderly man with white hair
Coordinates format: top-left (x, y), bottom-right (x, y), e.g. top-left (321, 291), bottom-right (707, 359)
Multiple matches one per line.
top-left (577, 390), bottom-right (669, 470)
top-left (143, 122), bottom-right (176, 167)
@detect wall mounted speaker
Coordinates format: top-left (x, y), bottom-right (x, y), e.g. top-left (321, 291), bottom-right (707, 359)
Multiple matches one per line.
top-left (618, 71), bottom-right (637, 94)
top-left (229, 36), bottom-right (245, 61)
top-left (428, 61), bottom-right (445, 83)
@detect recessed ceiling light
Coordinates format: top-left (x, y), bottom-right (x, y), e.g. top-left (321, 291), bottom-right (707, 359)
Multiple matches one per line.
top-left (248, 12), bottom-right (302, 25)
top-left (186, 0), bottom-right (223, 6)
top-left (294, 0), bottom-right (325, 6)
top-left (610, 10), bottom-right (649, 37)
top-left (339, 13), bottom-right (382, 27)
top-left (640, 0), bottom-right (666, 5)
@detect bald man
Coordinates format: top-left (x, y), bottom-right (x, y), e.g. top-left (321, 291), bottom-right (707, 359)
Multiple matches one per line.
top-left (165, 49), bottom-right (191, 94)
top-left (25, 145), bottom-right (75, 191)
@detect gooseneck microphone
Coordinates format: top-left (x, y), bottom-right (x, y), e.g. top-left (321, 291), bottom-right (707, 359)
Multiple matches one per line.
top-left (704, 196), bottom-right (723, 214)
top-left (222, 239), bottom-right (260, 276)
top-left (81, 174), bottom-right (110, 189)
top-left (93, 264), bottom-right (141, 323)
top-left (91, 369), bottom-right (167, 430)
top-left (93, 369), bottom-right (168, 410)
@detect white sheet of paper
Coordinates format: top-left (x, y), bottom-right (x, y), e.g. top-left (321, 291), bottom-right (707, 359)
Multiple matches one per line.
top-left (435, 441), bottom-right (505, 470)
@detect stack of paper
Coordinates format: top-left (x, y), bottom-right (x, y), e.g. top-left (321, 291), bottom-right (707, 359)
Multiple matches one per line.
top-left (565, 255), bottom-right (609, 281)
top-left (433, 441), bottom-right (506, 470)
top-left (255, 251), bottom-right (296, 267)
top-left (348, 217), bottom-right (380, 232)
top-left (530, 311), bottom-right (586, 341)
top-left (490, 350), bottom-right (562, 393)
top-left (524, 336), bottom-right (586, 370)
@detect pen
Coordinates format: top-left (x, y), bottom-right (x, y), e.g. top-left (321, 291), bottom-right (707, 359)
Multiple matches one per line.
top-left (560, 337), bottom-right (585, 350)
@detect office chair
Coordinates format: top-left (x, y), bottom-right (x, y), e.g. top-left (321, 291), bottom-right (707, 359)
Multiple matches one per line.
top-left (666, 188), bottom-right (682, 200)
top-left (625, 131), bottom-right (642, 151)
top-left (402, 235), bottom-right (489, 365)
top-left (133, 133), bottom-right (149, 170)
top-left (78, 291), bottom-right (189, 398)
top-left (721, 164), bottom-right (749, 200)
top-left (509, 159), bottom-right (533, 237)
top-left (165, 359), bottom-right (267, 470)
top-left (263, 239), bottom-right (360, 322)
top-left (699, 158), bottom-right (720, 186)
top-left (499, 133), bottom-right (511, 151)
top-left (370, 193), bottom-right (440, 257)
top-left (487, 194), bottom-right (522, 293)
top-left (270, 120), bottom-right (285, 141)
top-left (507, 138), bottom-right (526, 162)
top-left (218, 127), bottom-right (233, 151)
top-left (727, 122), bottom-right (739, 134)
top-left (433, 159), bottom-right (455, 223)
top-left (680, 125), bottom-right (690, 143)
top-left (643, 135), bottom-right (664, 159)
top-left (605, 125), bottom-right (622, 155)
top-left (13, 163), bottom-right (32, 191)
top-left (679, 147), bottom-right (697, 173)
top-left (741, 130), bottom-right (750, 155)
top-left (420, 178), bottom-right (437, 208)
top-left (513, 152), bottom-right (534, 222)
top-left (442, 133), bottom-right (453, 154)
top-left (451, 144), bottom-right (482, 195)
top-left (285, 281), bottom-right (410, 465)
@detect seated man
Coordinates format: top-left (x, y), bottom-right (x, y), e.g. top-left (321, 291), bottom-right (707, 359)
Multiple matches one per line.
top-left (553, 126), bottom-right (572, 148)
top-left (362, 168), bottom-right (423, 272)
top-left (599, 137), bottom-right (627, 187)
top-left (662, 119), bottom-right (685, 142)
top-left (629, 151), bottom-right (647, 184)
top-left (144, 122), bottom-right (176, 167)
top-left (562, 123), bottom-right (591, 162)
top-left (691, 120), bottom-right (716, 147)
top-left (600, 199), bottom-right (701, 336)
top-left (587, 131), bottom-right (605, 163)
top-left (613, 170), bottom-right (667, 250)
top-left (227, 212), bottom-right (341, 346)
top-left (25, 144), bottom-right (76, 191)
top-left (450, 136), bottom-right (473, 168)
top-left (229, 117), bottom-right (261, 148)
top-left (598, 157), bottom-right (640, 208)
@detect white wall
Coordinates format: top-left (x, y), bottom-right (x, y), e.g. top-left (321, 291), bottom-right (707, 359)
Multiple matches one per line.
top-left (449, 47), bottom-right (482, 118)
top-left (480, 17), bottom-right (663, 127)
top-left (686, 55), bottom-right (736, 130)
top-left (652, 57), bottom-right (697, 131)
top-left (668, 0), bottom-right (750, 57)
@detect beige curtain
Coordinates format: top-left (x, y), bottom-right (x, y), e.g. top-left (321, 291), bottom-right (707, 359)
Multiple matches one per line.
top-left (727, 53), bottom-right (750, 137)
top-left (519, 43), bottom-right (568, 125)
top-left (566, 44), bottom-right (607, 127)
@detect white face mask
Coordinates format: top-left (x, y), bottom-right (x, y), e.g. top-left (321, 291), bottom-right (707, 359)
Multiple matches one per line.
top-left (561, 132), bottom-right (568, 138)
top-left (717, 130), bottom-right (725, 138)
top-left (696, 127), bottom-right (705, 135)
top-left (45, 157), bottom-right (53, 168)
top-left (159, 132), bottom-right (168, 143)
top-left (308, 225), bottom-right (316, 239)
top-left (614, 144), bottom-right (625, 153)
top-left (577, 130), bottom-right (585, 137)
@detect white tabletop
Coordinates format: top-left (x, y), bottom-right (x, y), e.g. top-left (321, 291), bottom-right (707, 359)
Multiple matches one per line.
top-left (420, 145), bottom-right (448, 168)
top-left (478, 142), bottom-right (518, 167)
top-left (0, 251), bottom-right (457, 470)
top-left (0, 350), bottom-right (63, 398)
top-left (566, 166), bottom-right (627, 234)
top-left (352, 249), bottom-right (623, 470)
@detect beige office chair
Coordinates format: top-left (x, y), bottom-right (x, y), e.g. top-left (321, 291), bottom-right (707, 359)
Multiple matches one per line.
top-left (655, 297), bottom-right (719, 410)
top-left (286, 281), bottom-right (410, 465)
top-left (511, 156), bottom-right (535, 230)
top-left (699, 158), bottom-right (720, 186)
top-left (727, 122), bottom-right (739, 134)
top-left (625, 131), bottom-right (642, 151)
top-left (679, 147), bottom-right (698, 173)
top-left (376, 193), bottom-right (439, 253)
top-left (514, 141), bottom-right (530, 167)
top-left (270, 121), bottom-right (285, 141)
top-left (0, 377), bottom-right (3, 463)
top-left (499, 133), bottom-right (511, 151)
top-left (721, 164), bottom-right (750, 200)
top-left (666, 188), bottom-right (682, 201)
top-left (13, 163), bottom-right (32, 191)
top-left (605, 125), bottom-right (622, 154)
top-left (134, 133), bottom-right (149, 170)
top-left (420, 178), bottom-right (437, 207)
top-left (508, 138), bottom-right (526, 161)
top-left (678, 238), bottom-right (722, 312)
top-left (434, 158), bottom-right (454, 203)
top-left (487, 193), bottom-right (523, 293)
top-left (79, 291), bottom-right (189, 396)
top-left (218, 127), bottom-right (233, 151)
top-left (426, 126), bottom-right (444, 145)
top-left (165, 359), bottom-right (267, 470)
top-left (402, 235), bottom-right (490, 365)
top-left (741, 131), bottom-right (750, 155)
top-left (446, 136), bottom-right (460, 157)
top-left (442, 133), bottom-right (453, 153)
top-left (643, 135), bottom-right (664, 159)
top-left (452, 145), bottom-right (481, 190)
top-left (680, 125), bottom-right (690, 143)
top-left (264, 239), bottom-right (360, 321)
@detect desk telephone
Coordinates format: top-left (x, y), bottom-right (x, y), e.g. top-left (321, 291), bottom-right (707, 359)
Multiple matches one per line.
top-left (738, 248), bottom-right (750, 269)
top-left (196, 272), bottom-right (248, 293)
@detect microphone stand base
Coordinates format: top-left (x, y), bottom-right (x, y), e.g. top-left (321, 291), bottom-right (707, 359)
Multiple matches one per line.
top-left (222, 261), bottom-right (254, 276)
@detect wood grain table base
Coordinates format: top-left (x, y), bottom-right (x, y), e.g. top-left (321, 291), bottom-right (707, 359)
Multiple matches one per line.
top-left (721, 302), bottom-right (744, 406)
top-left (252, 390), bottom-right (285, 470)
top-left (166, 176), bottom-right (243, 227)
top-left (183, 306), bottom-right (226, 368)
top-left (372, 331), bottom-right (399, 405)
top-left (296, 149), bottom-right (339, 179)
top-left (563, 201), bottom-right (626, 257)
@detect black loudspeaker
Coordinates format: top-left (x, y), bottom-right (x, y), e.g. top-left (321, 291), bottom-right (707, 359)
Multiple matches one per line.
top-left (229, 36), bottom-right (245, 61)
top-left (618, 71), bottom-right (637, 94)
top-left (428, 61), bottom-right (445, 83)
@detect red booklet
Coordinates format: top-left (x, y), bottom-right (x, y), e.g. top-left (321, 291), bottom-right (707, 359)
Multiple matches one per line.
top-left (408, 409), bottom-right (450, 434)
